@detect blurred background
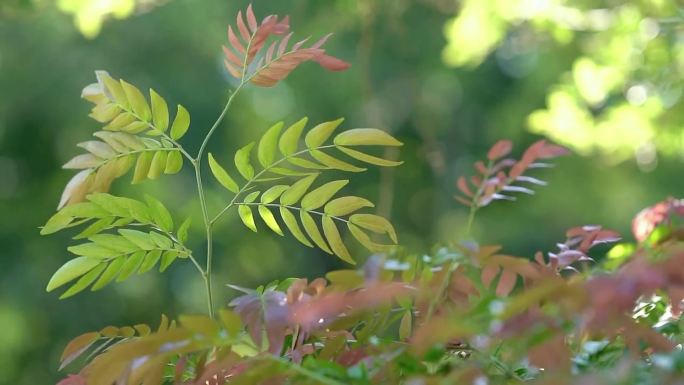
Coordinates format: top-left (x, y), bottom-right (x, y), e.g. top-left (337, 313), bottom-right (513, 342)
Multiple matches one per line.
top-left (1, 0), bottom-right (684, 383)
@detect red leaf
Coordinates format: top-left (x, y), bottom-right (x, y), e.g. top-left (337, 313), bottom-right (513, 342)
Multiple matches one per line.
top-left (454, 195), bottom-right (472, 207)
top-left (236, 10), bottom-right (251, 42)
top-left (314, 54), bottom-right (351, 72)
top-left (487, 140), bottom-right (513, 161)
top-left (246, 4), bottom-right (258, 33)
top-left (56, 375), bottom-right (86, 385)
top-left (59, 332), bottom-right (100, 370)
top-left (457, 176), bottom-right (473, 197)
top-left (496, 270), bottom-right (517, 296)
top-left (481, 265), bottom-right (499, 288)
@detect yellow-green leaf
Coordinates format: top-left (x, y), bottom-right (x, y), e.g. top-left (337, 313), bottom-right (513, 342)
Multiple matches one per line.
top-left (145, 195), bottom-right (173, 232)
top-left (349, 214), bottom-right (398, 243)
top-left (47, 257), bottom-right (101, 292)
top-left (322, 216), bottom-right (355, 264)
top-left (301, 180), bottom-right (349, 210)
top-left (338, 146), bottom-right (403, 167)
top-left (258, 121), bottom-right (284, 167)
top-left (120, 80), bottom-right (151, 121)
top-left (258, 206), bottom-right (283, 236)
top-left (170, 105), bottom-right (190, 140)
top-left (118, 229), bottom-right (156, 250)
top-left (234, 142), bottom-right (255, 180)
top-left (280, 207), bottom-right (313, 247)
top-left (347, 223), bottom-right (394, 252)
top-left (116, 251), bottom-right (145, 282)
top-left (99, 73), bottom-right (128, 108)
top-left (287, 157), bottom-right (327, 169)
top-left (261, 185), bottom-right (289, 203)
top-left (147, 151), bottom-right (168, 179)
top-left (311, 150), bottom-right (366, 172)
top-left (132, 151), bottom-right (153, 183)
top-left (91, 257), bottom-right (125, 290)
top-left (238, 205), bottom-right (257, 232)
top-left (60, 263), bottom-right (106, 299)
top-left (399, 310), bottom-right (412, 340)
top-left (208, 153), bottom-right (239, 193)
top-left (305, 118), bottom-right (344, 148)
top-left (104, 113), bottom-right (136, 131)
top-left (164, 151), bottom-right (183, 174)
top-left (279, 117), bottom-right (308, 156)
top-left (138, 250), bottom-right (162, 274)
top-left (150, 89), bottom-right (169, 132)
top-left (324, 196), bottom-right (374, 216)
top-left (300, 211), bottom-right (332, 254)
top-left (280, 174), bottom-right (319, 205)
top-left (334, 128), bottom-right (403, 146)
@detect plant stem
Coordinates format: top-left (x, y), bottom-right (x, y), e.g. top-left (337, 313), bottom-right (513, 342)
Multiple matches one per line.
top-left (194, 85), bottom-right (244, 319)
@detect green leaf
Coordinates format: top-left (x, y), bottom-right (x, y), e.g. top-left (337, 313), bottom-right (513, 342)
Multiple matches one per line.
top-left (177, 218), bottom-right (191, 244)
top-left (120, 80), bottom-right (151, 122)
top-left (121, 121), bottom-right (149, 134)
top-left (41, 213), bottom-right (74, 235)
top-left (104, 113), bottom-right (136, 131)
top-left (399, 310), bottom-right (412, 340)
top-left (145, 195), bottom-right (173, 232)
top-left (280, 174), bottom-right (319, 205)
top-left (91, 257), bottom-right (125, 290)
top-left (305, 118), bottom-right (344, 148)
top-left (117, 251), bottom-right (145, 282)
top-left (238, 205), bottom-right (257, 232)
top-left (47, 257), bottom-right (101, 292)
top-left (89, 234), bottom-right (137, 253)
top-left (132, 151), bottom-right (153, 184)
top-left (322, 216), bottom-right (355, 264)
top-left (311, 150), bottom-right (366, 172)
top-left (149, 89), bottom-right (169, 132)
top-left (118, 229), bottom-right (156, 250)
top-left (208, 153), bottom-right (239, 193)
top-left (67, 243), bottom-right (117, 258)
top-left (160, 250), bottom-right (179, 272)
top-left (324, 196), bottom-right (374, 217)
top-left (301, 180), bottom-right (349, 210)
top-left (287, 157), bottom-right (327, 169)
top-left (244, 191), bottom-right (260, 203)
top-left (269, 167), bottom-right (315, 177)
top-left (164, 151), bottom-right (183, 174)
top-left (258, 121), bottom-right (284, 167)
top-left (279, 207), bottom-right (313, 248)
top-left (138, 250), bottom-right (162, 274)
top-left (279, 117), bottom-right (308, 156)
top-left (337, 146), bottom-right (403, 167)
top-left (234, 142), bottom-right (255, 180)
top-left (334, 128), bottom-right (403, 147)
top-left (147, 151), bottom-right (168, 179)
top-left (149, 231), bottom-right (173, 249)
top-left (258, 206), bottom-right (283, 236)
top-left (261, 185), bottom-right (289, 203)
top-left (74, 217), bottom-right (116, 239)
top-left (60, 263), bottom-right (107, 299)
top-left (300, 211), bottom-right (332, 254)
top-left (349, 214), bottom-right (398, 243)
top-left (170, 105), bottom-right (190, 140)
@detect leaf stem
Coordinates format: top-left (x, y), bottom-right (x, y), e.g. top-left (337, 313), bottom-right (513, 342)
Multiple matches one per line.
top-left (210, 145), bottom-right (337, 225)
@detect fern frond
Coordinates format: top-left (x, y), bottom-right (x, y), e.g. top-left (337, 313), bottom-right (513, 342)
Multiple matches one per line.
top-left (223, 4), bottom-right (349, 87)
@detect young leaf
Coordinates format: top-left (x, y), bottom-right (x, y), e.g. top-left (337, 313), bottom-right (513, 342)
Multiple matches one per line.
top-left (280, 174), bottom-right (319, 205)
top-left (238, 205), bottom-right (257, 232)
top-left (132, 151), bottom-right (153, 184)
top-left (258, 206), bottom-right (283, 236)
top-left (333, 128), bottom-right (403, 147)
top-left (258, 121), bottom-right (284, 167)
top-left (120, 80), bottom-right (151, 122)
top-left (487, 140), bottom-right (513, 161)
top-left (118, 229), bottom-right (156, 250)
top-left (164, 151), bottom-right (183, 174)
top-left (116, 251), bottom-right (145, 282)
top-left (300, 211), bottom-right (332, 254)
top-left (91, 257), bottom-right (125, 290)
top-left (149, 89), bottom-right (169, 132)
top-left (170, 105), bottom-right (190, 140)
top-left (177, 217), bottom-right (191, 244)
top-left (208, 153), bottom-right (239, 193)
top-left (234, 142), bottom-right (256, 180)
top-left (337, 147), bottom-right (403, 167)
top-left (305, 118), bottom-right (344, 148)
top-left (311, 150), bottom-right (366, 172)
top-left (144, 195), bottom-right (173, 232)
top-left (147, 151), bottom-right (168, 179)
top-left (280, 207), bottom-right (313, 247)
top-left (349, 213), bottom-right (398, 243)
top-left (60, 263), bottom-right (107, 299)
top-left (261, 185), bottom-right (289, 204)
top-left (47, 257), bottom-right (101, 292)
top-left (279, 117), bottom-right (308, 156)
top-left (324, 196), bottom-right (374, 217)
top-left (301, 180), bottom-right (349, 210)
top-left (59, 332), bottom-right (100, 370)
top-left (322, 216), bottom-right (354, 264)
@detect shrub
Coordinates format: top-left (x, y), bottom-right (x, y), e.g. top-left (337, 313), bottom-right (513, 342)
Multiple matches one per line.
top-left (43, 4), bottom-right (684, 385)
